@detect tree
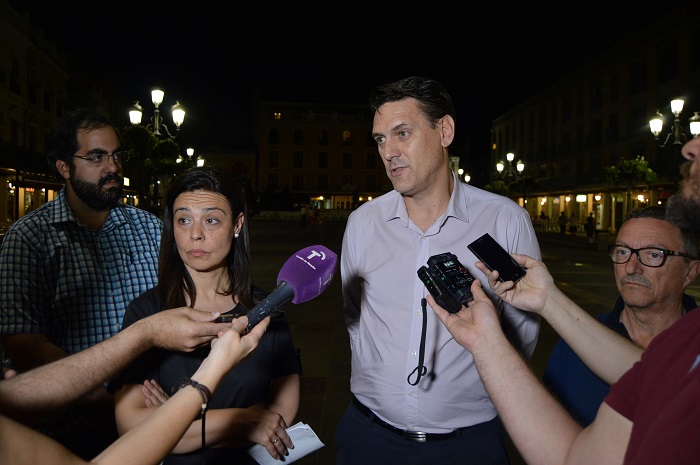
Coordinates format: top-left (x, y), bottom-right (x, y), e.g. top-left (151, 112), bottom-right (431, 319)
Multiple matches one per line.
top-left (509, 176), bottom-right (541, 204)
top-left (121, 125), bottom-right (181, 216)
top-left (483, 180), bottom-right (510, 197)
top-left (605, 155), bottom-right (657, 219)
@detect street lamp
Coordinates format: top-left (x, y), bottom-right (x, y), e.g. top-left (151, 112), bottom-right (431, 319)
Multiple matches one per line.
top-left (129, 88), bottom-right (186, 138)
top-left (457, 167), bottom-right (471, 183)
top-left (177, 147), bottom-right (205, 167)
top-left (648, 99), bottom-right (700, 147)
top-left (496, 152), bottom-right (524, 181)
top-left (128, 88), bottom-right (187, 215)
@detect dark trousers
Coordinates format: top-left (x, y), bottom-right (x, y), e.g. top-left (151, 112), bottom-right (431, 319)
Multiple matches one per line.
top-left (335, 400), bottom-right (511, 465)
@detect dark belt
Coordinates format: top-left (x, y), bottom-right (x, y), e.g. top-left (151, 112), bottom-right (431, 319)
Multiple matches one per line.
top-left (352, 395), bottom-right (457, 442)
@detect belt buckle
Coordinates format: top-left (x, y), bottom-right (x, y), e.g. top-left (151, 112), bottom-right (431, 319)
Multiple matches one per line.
top-left (402, 430), bottom-right (427, 442)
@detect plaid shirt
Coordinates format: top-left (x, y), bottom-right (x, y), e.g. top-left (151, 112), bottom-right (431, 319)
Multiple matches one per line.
top-left (0, 188), bottom-right (162, 355)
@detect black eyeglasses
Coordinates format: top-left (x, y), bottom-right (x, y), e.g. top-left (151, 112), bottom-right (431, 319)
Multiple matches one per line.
top-left (607, 245), bottom-right (694, 268)
top-left (71, 151), bottom-right (130, 167)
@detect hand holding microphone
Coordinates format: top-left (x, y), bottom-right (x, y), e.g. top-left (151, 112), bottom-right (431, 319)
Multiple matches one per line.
top-left (218, 245), bottom-right (338, 333)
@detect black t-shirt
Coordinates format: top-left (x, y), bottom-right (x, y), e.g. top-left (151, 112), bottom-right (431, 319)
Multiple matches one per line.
top-left (117, 286), bottom-right (300, 465)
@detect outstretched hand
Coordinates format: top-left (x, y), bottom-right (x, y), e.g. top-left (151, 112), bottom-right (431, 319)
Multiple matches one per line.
top-left (428, 279), bottom-right (505, 353)
top-left (474, 253), bottom-right (554, 316)
top-left (143, 306), bottom-right (235, 352)
top-left (193, 315), bottom-right (269, 388)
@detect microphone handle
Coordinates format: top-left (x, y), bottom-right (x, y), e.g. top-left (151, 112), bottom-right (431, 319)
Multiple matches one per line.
top-left (244, 281), bottom-right (295, 333)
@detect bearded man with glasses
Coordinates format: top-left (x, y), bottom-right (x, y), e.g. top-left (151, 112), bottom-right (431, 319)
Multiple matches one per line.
top-left (0, 108), bottom-right (163, 458)
top-left (543, 205), bottom-right (700, 426)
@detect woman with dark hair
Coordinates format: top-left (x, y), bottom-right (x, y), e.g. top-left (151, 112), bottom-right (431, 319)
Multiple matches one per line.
top-left (114, 166), bottom-right (300, 465)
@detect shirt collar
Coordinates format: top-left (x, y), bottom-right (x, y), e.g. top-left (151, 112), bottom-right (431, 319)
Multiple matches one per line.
top-left (385, 172), bottom-right (468, 229)
top-left (48, 187), bottom-right (130, 229)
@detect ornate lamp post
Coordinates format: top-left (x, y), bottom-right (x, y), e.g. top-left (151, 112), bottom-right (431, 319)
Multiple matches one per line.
top-left (128, 88), bottom-right (186, 214)
top-left (129, 89), bottom-right (186, 139)
top-left (458, 168), bottom-right (471, 184)
top-left (177, 147), bottom-right (205, 168)
top-left (496, 152), bottom-right (524, 182)
top-left (648, 98), bottom-right (700, 147)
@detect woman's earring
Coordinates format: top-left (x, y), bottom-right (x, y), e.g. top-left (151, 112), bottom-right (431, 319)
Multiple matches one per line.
top-left (234, 232), bottom-right (240, 238)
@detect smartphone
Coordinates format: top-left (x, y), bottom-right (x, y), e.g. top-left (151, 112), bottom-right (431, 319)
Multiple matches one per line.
top-left (215, 311), bottom-right (244, 323)
top-left (467, 233), bottom-right (526, 283)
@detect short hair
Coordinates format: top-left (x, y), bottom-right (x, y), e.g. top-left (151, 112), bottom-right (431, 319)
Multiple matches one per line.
top-left (369, 76), bottom-right (456, 127)
top-left (46, 108), bottom-right (119, 180)
top-left (622, 206), bottom-right (699, 260)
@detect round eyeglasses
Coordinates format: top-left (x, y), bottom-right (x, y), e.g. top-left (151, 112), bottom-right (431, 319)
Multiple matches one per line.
top-left (607, 245), bottom-right (694, 268)
top-left (71, 151), bottom-right (130, 167)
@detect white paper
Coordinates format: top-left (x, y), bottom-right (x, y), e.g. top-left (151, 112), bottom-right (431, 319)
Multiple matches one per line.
top-left (247, 421), bottom-right (324, 464)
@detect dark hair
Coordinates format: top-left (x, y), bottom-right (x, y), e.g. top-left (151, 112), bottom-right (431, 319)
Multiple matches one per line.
top-left (159, 166), bottom-right (255, 310)
top-left (369, 76), bottom-right (456, 127)
top-left (622, 205), bottom-right (699, 260)
top-left (46, 108), bottom-right (119, 180)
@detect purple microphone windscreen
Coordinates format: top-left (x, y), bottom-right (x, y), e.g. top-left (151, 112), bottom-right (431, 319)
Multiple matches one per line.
top-left (276, 245), bottom-right (337, 304)
top-left (241, 245), bottom-right (338, 333)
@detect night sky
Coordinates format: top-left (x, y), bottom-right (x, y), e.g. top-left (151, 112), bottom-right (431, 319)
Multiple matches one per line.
top-left (10, 0), bottom-right (691, 179)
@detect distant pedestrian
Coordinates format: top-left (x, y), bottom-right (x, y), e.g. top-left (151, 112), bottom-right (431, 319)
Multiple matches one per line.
top-left (569, 213), bottom-right (579, 235)
top-left (300, 205), bottom-right (308, 228)
top-left (585, 212), bottom-right (596, 242)
top-left (558, 212), bottom-right (568, 235)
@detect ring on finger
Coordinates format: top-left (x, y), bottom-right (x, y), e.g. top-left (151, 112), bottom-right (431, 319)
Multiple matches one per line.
top-left (272, 438), bottom-right (279, 444)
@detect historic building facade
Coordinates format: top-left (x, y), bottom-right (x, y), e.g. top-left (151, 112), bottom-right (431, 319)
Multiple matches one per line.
top-left (490, 1), bottom-right (700, 233)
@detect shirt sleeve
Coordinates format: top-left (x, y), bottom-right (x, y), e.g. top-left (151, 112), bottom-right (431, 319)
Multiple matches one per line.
top-left (269, 311), bottom-right (302, 378)
top-left (340, 211), bottom-right (362, 344)
top-left (499, 211), bottom-right (542, 359)
top-left (113, 289), bottom-right (162, 387)
top-left (0, 223), bottom-right (47, 334)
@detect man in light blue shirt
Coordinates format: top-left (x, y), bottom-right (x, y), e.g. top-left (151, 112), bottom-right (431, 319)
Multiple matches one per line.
top-left (336, 76), bottom-right (541, 465)
top-left (0, 108), bottom-right (162, 459)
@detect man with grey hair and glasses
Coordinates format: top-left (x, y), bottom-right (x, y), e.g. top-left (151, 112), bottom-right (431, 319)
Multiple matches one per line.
top-left (0, 108), bottom-right (164, 458)
top-left (544, 205), bottom-right (699, 426)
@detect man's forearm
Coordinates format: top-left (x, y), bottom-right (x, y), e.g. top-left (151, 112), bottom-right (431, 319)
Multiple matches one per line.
top-left (0, 322), bottom-right (150, 421)
top-left (541, 287), bottom-right (642, 384)
top-left (473, 330), bottom-right (582, 465)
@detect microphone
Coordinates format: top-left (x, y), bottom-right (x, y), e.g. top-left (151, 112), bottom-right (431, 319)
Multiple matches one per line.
top-left (243, 245), bottom-right (337, 332)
